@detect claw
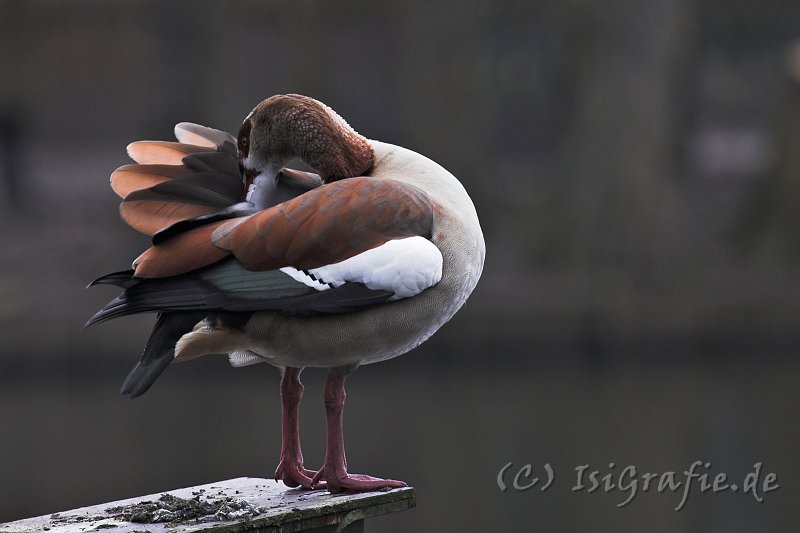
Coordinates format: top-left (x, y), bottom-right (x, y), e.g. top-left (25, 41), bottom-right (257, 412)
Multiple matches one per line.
top-left (274, 460), bottom-right (321, 489)
top-left (312, 466), bottom-right (406, 493)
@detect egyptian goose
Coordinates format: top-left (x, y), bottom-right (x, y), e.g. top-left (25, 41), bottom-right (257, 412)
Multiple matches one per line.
top-left (87, 94), bottom-right (485, 492)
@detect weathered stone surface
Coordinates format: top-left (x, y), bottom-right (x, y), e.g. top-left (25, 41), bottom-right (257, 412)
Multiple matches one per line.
top-left (0, 478), bottom-right (415, 532)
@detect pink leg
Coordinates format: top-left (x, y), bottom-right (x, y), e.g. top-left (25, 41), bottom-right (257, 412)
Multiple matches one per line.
top-left (311, 373), bottom-right (407, 493)
top-left (274, 367), bottom-right (320, 489)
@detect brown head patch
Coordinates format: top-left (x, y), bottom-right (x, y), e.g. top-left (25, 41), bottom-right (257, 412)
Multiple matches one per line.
top-left (247, 95), bottom-right (375, 182)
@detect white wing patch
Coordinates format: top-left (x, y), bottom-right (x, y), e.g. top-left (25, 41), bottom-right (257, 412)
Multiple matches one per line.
top-left (280, 266), bottom-right (332, 290)
top-left (280, 236), bottom-right (442, 300)
top-left (228, 350), bottom-right (267, 367)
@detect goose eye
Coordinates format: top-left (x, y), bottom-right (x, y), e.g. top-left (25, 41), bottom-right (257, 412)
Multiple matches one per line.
top-left (239, 136), bottom-right (250, 157)
top-left (237, 118), bottom-right (253, 157)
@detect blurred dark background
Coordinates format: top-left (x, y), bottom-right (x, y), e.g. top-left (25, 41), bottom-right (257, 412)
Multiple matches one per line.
top-left (2, 1), bottom-right (800, 531)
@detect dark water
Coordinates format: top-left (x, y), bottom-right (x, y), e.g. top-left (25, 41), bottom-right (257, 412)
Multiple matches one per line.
top-left (1, 355), bottom-right (797, 532)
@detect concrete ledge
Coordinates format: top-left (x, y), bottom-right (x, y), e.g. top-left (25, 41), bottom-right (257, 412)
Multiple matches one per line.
top-left (0, 478), bottom-right (415, 532)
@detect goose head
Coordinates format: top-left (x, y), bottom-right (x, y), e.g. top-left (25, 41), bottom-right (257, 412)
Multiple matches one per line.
top-left (237, 94), bottom-right (375, 187)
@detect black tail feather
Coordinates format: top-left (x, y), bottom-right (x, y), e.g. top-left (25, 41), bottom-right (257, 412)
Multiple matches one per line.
top-left (121, 311), bottom-right (206, 398)
top-left (86, 270), bottom-right (138, 289)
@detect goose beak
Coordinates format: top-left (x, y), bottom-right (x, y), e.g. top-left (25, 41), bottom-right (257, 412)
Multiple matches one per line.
top-left (279, 168), bottom-right (311, 182)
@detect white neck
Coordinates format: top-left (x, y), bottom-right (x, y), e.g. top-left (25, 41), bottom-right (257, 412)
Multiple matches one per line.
top-left (368, 140), bottom-right (481, 231)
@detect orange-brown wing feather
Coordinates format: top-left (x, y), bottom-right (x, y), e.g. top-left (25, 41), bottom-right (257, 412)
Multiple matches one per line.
top-left (110, 164), bottom-right (193, 198)
top-left (212, 177), bottom-right (434, 271)
top-left (133, 221), bottom-right (231, 278)
top-left (174, 122), bottom-right (235, 149)
top-left (115, 136), bottom-right (244, 236)
top-left (126, 141), bottom-right (213, 165)
top-left (120, 198), bottom-right (220, 236)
